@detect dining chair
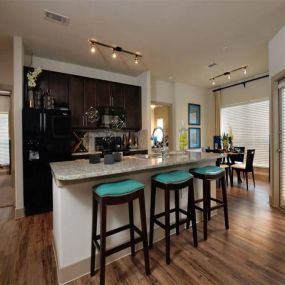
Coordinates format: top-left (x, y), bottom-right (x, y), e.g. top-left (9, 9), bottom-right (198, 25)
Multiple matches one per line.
top-left (230, 149), bottom-right (255, 191)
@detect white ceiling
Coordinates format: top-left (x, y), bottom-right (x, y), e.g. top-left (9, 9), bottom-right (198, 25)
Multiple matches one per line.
top-left (0, 0), bottom-right (285, 88)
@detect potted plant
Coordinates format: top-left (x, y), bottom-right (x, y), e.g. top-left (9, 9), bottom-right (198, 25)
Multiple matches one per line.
top-left (26, 67), bottom-right (42, 108)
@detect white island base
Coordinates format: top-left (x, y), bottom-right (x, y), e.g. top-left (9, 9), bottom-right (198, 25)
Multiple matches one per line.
top-left (51, 153), bottom-right (221, 284)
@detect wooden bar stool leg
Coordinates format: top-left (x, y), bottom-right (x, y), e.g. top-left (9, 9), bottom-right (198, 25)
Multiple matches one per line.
top-left (203, 180), bottom-right (208, 241)
top-left (221, 176), bottom-right (229, 230)
top-left (165, 188), bottom-right (171, 264)
top-left (189, 180), bottom-right (198, 247)
top-left (128, 201), bottom-right (135, 256)
top-left (138, 191), bottom-right (151, 275)
top-left (99, 203), bottom-right (107, 285)
top-left (207, 180), bottom-right (211, 221)
top-left (225, 168), bottom-right (229, 186)
top-left (186, 184), bottom-right (191, 229)
top-left (149, 181), bottom-right (156, 249)
top-left (90, 194), bottom-right (98, 276)
top-left (175, 190), bottom-right (180, 235)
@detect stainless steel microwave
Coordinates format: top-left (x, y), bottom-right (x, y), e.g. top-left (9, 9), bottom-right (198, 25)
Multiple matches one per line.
top-left (98, 107), bottom-right (126, 129)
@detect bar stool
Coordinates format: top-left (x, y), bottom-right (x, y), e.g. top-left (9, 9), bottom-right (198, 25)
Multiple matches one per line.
top-left (189, 166), bottom-right (229, 241)
top-left (149, 170), bottom-right (198, 265)
top-left (90, 179), bottom-right (150, 285)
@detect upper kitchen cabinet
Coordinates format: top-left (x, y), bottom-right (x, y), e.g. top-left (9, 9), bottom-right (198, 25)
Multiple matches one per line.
top-left (48, 71), bottom-right (69, 106)
top-left (84, 78), bottom-right (97, 127)
top-left (124, 85), bottom-right (142, 130)
top-left (111, 83), bottom-right (125, 108)
top-left (95, 79), bottom-right (111, 107)
top-left (69, 76), bottom-right (84, 127)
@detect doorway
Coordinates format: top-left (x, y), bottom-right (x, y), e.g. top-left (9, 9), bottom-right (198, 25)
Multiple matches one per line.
top-left (150, 102), bottom-right (173, 151)
top-left (0, 91), bottom-right (13, 208)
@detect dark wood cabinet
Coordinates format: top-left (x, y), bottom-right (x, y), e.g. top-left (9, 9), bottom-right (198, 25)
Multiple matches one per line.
top-left (84, 78), bottom-right (97, 127)
top-left (48, 72), bottom-right (69, 106)
top-left (95, 80), bottom-right (111, 107)
top-left (69, 76), bottom-right (84, 127)
top-left (23, 67), bottom-right (142, 130)
top-left (111, 83), bottom-right (125, 108)
top-left (124, 85), bottom-right (142, 130)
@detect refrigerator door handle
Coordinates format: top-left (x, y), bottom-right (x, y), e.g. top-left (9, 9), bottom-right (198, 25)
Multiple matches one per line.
top-left (40, 113), bottom-right (42, 132)
top-left (43, 113), bottom-right (46, 132)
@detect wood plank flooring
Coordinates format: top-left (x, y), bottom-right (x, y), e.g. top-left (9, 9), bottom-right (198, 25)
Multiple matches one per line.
top-left (1, 175), bottom-right (285, 285)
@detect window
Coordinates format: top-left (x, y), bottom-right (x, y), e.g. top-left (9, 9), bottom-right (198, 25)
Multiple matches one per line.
top-left (156, 118), bottom-right (164, 129)
top-left (221, 100), bottom-right (269, 168)
top-left (0, 112), bottom-right (9, 165)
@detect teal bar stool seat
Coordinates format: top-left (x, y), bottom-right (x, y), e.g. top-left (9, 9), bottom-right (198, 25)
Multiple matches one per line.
top-left (90, 179), bottom-right (150, 285)
top-left (149, 170), bottom-right (198, 265)
top-left (190, 166), bottom-right (229, 241)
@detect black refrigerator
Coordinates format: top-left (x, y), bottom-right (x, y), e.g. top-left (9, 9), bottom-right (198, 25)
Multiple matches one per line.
top-left (22, 108), bottom-right (71, 215)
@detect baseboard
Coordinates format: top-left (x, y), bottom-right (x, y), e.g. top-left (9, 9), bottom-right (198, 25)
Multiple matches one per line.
top-left (54, 212), bottom-right (206, 285)
top-left (14, 207), bottom-right (24, 219)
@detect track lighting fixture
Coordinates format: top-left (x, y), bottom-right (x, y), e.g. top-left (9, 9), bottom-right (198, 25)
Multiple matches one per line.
top-left (134, 55), bottom-right (139, 64)
top-left (209, 65), bottom-right (248, 86)
top-left (112, 49), bottom-right (117, 59)
top-left (90, 43), bottom-right (96, 53)
top-left (88, 39), bottom-right (142, 64)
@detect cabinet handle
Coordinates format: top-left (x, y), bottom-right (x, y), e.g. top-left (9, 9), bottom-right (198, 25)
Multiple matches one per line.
top-left (82, 115), bottom-right (85, 126)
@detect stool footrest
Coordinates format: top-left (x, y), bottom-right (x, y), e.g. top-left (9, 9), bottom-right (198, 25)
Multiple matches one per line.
top-left (154, 217), bottom-right (191, 230)
top-left (95, 224), bottom-right (130, 240)
top-left (210, 197), bottom-right (223, 204)
top-left (106, 237), bottom-right (143, 257)
top-left (154, 208), bottom-right (190, 220)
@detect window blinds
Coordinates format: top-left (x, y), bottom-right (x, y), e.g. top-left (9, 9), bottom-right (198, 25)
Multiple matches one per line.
top-left (0, 113), bottom-right (9, 166)
top-left (279, 86), bottom-right (285, 209)
top-left (221, 100), bottom-right (269, 168)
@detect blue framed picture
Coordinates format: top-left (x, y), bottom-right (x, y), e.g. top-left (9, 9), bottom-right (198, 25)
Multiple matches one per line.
top-left (188, 128), bottom-right (201, 149)
top-left (188, 103), bottom-right (201, 125)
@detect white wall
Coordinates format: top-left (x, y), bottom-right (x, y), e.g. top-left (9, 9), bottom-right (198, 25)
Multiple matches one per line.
top-left (27, 55), bottom-right (137, 86)
top-left (151, 78), bottom-right (174, 104)
top-left (173, 82), bottom-right (210, 150)
top-left (269, 25), bottom-right (285, 77)
top-left (13, 36), bottom-right (24, 216)
top-left (0, 96), bottom-right (10, 112)
top-left (0, 35), bottom-right (13, 86)
top-left (220, 75), bottom-right (269, 107)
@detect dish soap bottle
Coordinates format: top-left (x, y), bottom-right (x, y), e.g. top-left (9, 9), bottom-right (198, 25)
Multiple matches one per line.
top-left (179, 120), bottom-right (188, 150)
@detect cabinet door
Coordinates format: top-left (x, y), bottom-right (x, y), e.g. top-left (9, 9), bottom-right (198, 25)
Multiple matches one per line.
top-left (111, 83), bottom-right (125, 108)
top-left (69, 76), bottom-right (84, 127)
top-left (95, 80), bottom-right (111, 107)
top-left (48, 72), bottom-right (69, 105)
top-left (124, 85), bottom-right (142, 130)
top-left (84, 78), bottom-right (97, 127)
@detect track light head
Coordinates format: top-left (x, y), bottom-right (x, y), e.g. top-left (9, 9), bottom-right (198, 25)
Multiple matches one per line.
top-left (134, 55), bottom-right (139, 64)
top-left (112, 49), bottom-right (117, 59)
top-left (243, 67), bottom-right (247, 75)
top-left (90, 43), bottom-right (96, 53)
top-left (212, 79), bottom-right (216, 86)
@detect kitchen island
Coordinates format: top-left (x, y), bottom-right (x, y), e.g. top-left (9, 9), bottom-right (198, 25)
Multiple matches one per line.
top-left (50, 152), bottom-right (222, 284)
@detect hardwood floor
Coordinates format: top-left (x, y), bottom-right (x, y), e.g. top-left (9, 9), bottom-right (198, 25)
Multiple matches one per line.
top-left (1, 175), bottom-right (285, 285)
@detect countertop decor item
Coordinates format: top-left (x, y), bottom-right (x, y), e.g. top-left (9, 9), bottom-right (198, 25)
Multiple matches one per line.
top-left (104, 153), bottom-right (115, 164)
top-left (89, 153), bottom-right (101, 164)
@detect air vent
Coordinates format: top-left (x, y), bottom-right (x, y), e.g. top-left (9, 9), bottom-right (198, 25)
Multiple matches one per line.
top-left (44, 10), bottom-right (70, 25)
top-left (208, 63), bottom-right (217, 68)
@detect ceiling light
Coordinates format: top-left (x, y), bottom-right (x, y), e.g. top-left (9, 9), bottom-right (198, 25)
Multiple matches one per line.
top-left (150, 104), bottom-right (156, 109)
top-left (112, 49), bottom-right (117, 59)
top-left (227, 73), bottom-right (231, 80)
top-left (243, 67), bottom-right (247, 75)
top-left (90, 43), bottom-right (96, 53)
top-left (88, 39), bottom-right (142, 64)
top-left (212, 79), bottom-right (216, 86)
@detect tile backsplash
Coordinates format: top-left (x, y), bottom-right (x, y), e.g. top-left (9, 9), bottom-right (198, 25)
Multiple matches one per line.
top-left (81, 130), bottom-right (148, 152)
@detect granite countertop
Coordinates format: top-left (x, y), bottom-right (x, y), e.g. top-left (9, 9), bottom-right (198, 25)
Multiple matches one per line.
top-left (50, 152), bottom-right (223, 182)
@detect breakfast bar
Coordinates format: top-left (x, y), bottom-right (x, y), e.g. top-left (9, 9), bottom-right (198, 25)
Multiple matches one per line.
top-left (50, 152), bottom-right (222, 284)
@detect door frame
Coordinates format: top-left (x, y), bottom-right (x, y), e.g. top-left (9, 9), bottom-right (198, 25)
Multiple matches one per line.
top-left (270, 69), bottom-right (285, 211)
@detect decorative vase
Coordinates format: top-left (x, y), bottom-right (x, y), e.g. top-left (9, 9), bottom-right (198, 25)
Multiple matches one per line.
top-left (27, 89), bottom-right (34, 108)
top-left (34, 90), bottom-right (42, 109)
